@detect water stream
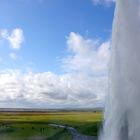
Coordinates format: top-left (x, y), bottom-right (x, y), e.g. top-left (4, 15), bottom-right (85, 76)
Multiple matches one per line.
top-left (49, 124), bottom-right (96, 140)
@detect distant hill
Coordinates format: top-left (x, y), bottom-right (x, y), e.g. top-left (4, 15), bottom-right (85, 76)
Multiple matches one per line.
top-left (0, 107), bottom-right (103, 112)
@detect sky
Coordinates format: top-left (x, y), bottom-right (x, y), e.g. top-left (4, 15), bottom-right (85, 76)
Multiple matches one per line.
top-left (0, 0), bottom-right (115, 108)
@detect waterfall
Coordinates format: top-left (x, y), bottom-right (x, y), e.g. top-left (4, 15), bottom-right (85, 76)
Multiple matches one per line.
top-left (100, 1), bottom-right (140, 140)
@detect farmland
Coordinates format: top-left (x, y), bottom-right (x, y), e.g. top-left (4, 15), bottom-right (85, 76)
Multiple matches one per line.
top-left (0, 111), bottom-right (103, 140)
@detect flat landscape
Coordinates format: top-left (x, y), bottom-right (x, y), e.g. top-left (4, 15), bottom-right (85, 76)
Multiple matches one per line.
top-left (0, 110), bottom-right (102, 140)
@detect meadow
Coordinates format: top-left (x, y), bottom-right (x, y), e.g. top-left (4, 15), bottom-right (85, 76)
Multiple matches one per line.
top-left (0, 111), bottom-right (103, 140)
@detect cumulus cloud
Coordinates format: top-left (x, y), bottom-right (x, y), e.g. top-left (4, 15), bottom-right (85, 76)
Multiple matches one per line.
top-left (0, 32), bottom-right (110, 108)
top-left (0, 71), bottom-right (108, 108)
top-left (0, 28), bottom-right (24, 50)
top-left (64, 32), bottom-right (110, 76)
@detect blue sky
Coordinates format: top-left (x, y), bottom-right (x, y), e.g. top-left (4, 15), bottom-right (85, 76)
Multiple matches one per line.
top-left (0, 0), bottom-right (115, 108)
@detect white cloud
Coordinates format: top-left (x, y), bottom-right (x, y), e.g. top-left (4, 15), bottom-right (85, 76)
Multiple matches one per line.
top-left (92, 0), bottom-right (115, 6)
top-left (0, 32), bottom-right (110, 108)
top-left (8, 29), bottom-right (24, 50)
top-left (64, 32), bottom-right (110, 76)
top-left (9, 52), bottom-right (17, 60)
top-left (0, 28), bottom-right (24, 50)
top-left (0, 29), bottom-right (9, 39)
top-left (0, 71), bottom-right (108, 108)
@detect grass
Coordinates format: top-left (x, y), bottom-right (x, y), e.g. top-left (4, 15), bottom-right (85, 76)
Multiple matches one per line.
top-left (74, 122), bottom-right (102, 136)
top-left (0, 123), bottom-right (72, 140)
top-left (47, 128), bottom-right (72, 140)
top-left (0, 111), bottom-right (103, 140)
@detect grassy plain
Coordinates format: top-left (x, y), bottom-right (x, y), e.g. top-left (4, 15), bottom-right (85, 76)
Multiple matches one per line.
top-left (0, 111), bottom-right (103, 140)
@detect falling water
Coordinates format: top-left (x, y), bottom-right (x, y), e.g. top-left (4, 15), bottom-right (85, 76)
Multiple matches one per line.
top-left (99, 1), bottom-right (140, 140)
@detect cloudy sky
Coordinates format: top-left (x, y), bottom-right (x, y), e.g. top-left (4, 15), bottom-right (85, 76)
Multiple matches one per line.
top-left (0, 0), bottom-right (115, 108)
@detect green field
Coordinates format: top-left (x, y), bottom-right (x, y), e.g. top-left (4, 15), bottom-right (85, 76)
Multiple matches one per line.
top-left (0, 111), bottom-right (103, 140)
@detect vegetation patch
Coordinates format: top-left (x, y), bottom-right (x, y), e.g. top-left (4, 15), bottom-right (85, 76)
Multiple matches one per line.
top-left (0, 111), bottom-right (102, 140)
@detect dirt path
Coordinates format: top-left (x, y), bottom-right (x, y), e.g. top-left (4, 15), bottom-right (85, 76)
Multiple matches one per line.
top-left (49, 124), bottom-right (97, 140)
